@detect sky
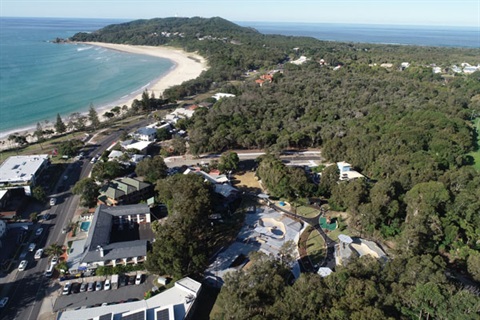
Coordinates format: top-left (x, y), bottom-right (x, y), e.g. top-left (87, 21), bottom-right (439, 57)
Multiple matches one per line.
top-left (1, 0), bottom-right (479, 27)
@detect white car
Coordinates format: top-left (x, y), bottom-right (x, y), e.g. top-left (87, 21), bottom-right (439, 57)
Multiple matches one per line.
top-left (35, 228), bottom-right (43, 236)
top-left (62, 282), bottom-right (71, 295)
top-left (34, 248), bottom-right (44, 260)
top-left (28, 243), bottom-right (36, 252)
top-left (18, 260), bottom-right (28, 271)
top-left (49, 198), bottom-right (57, 206)
top-left (104, 279), bottom-right (111, 290)
top-left (51, 256), bottom-right (58, 265)
top-left (135, 273), bottom-right (143, 285)
top-left (0, 297), bottom-right (8, 308)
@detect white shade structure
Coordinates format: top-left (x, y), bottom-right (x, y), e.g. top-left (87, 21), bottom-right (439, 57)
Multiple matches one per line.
top-left (317, 267), bottom-right (333, 277)
top-left (338, 234), bottom-right (353, 244)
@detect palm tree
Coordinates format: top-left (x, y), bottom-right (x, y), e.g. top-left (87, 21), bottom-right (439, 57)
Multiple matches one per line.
top-left (45, 243), bottom-right (64, 258)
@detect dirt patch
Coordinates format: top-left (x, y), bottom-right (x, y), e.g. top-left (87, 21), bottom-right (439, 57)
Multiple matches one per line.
top-left (232, 171), bottom-right (262, 194)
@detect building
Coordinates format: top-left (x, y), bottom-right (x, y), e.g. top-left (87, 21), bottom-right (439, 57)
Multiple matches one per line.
top-left (76, 204), bottom-right (152, 271)
top-left (337, 161), bottom-right (365, 181)
top-left (122, 140), bottom-right (154, 155)
top-left (57, 277), bottom-right (202, 320)
top-left (132, 127), bottom-right (157, 141)
top-left (98, 177), bottom-right (153, 206)
top-left (212, 92), bottom-right (235, 100)
top-left (0, 155), bottom-right (49, 195)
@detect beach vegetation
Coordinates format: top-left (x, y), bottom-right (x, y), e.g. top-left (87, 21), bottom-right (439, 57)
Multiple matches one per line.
top-left (54, 113), bottom-right (66, 134)
top-left (88, 104), bottom-right (100, 130)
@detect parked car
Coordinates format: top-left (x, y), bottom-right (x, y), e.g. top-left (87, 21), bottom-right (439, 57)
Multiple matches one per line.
top-left (71, 282), bottom-right (80, 294)
top-left (18, 260), bottom-right (28, 271)
top-left (51, 256), bottom-right (58, 265)
top-left (104, 279), bottom-right (111, 290)
top-left (28, 243), bottom-right (36, 252)
top-left (49, 197), bottom-right (57, 206)
top-left (62, 282), bottom-right (71, 295)
top-left (61, 227), bottom-right (67, 234)
top-left (80, 282), bottom-right (87, 293)
top-left (43, 213), bottom-right (51, 220)
top-left (35, 228), bottom-right (43, 236)
top-left (95, 281), bottom-right (103, 291)
top-left (0, 297), bottom-right (8, 308)
top-left (128, 276), bottom-right (135, 285)
top-left (34, 248), bottom-right (44, 260)
top-left (87, 282), bottom-right (95, 292)
top-left (121, 276), bottom-right (129, 287)
top-left (135, 274), bottom-right (143, 285)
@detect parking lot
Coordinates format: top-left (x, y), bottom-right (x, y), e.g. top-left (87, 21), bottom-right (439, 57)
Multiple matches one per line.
top-left (53, 274), bottom-right (153, 312)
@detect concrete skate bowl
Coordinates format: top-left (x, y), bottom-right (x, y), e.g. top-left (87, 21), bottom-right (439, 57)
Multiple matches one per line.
top-left (255, 218), bottom-right (286, 239)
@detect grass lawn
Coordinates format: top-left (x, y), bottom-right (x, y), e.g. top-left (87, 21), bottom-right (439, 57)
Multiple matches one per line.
top-left (327, 227), bottom-right (353, 242)
top-left (306, 230), bottom-right (326, 265)
top-left (295, 205), bottom-right (320, 218)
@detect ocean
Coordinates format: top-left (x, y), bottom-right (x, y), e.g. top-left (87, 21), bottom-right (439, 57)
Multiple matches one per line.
top-left (237, 21), bottom-right (480, 48)
top-left (0, 17), bottom-right (173, 137)
top-left (1, 18), bottom-right (479, 137)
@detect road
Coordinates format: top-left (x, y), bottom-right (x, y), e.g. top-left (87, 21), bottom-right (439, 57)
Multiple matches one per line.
top-left (164, 150), bottom-right (323, 168)
top-left (0, 120), bottom-right (150, 320)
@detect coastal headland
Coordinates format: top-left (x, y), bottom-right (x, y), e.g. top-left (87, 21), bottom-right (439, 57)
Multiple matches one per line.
top-left (0, 42), bottom-right (208, 149)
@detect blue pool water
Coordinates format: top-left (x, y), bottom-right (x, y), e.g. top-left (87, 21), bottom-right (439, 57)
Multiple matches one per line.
top-left (80, 221), bottom-right (91, 232)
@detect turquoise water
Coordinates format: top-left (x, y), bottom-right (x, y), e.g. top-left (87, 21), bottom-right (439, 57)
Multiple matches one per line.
top-left (0, 17), bottom-right (173, 136)
top-left (80, 221), bottom-right (91, 232)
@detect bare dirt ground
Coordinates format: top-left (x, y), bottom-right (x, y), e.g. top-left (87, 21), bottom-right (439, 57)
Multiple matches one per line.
top-left (231, 171), bottom-right (262, 194)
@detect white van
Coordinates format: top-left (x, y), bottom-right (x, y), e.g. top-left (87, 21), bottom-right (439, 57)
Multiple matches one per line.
top-left (45, 263), bottom-right (55, 277)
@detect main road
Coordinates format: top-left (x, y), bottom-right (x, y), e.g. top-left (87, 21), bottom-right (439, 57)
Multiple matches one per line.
top-left (0, 119), bottom-right (150, 320)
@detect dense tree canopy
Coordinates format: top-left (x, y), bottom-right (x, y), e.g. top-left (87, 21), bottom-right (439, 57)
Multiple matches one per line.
top-left (146, 174), bottom-right (214, 277)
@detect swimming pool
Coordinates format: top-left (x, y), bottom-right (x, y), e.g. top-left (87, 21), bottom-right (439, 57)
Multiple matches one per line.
top-left (80, 221), bottom-right (91, 232)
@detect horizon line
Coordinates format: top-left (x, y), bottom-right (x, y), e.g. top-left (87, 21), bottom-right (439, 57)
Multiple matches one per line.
top-left (1, 15), bottom-right (478, 29)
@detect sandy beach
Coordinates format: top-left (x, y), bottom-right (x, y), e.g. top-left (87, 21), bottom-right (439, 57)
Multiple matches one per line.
top-left (0, 43), bottom-right (208, 150)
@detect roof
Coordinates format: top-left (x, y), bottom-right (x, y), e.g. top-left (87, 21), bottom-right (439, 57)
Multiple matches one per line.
top-left (81, 204), bottom-right (150, 263)
top-left (0, 155), bottom-right (49, 184)
top-left (124, 141), bottom-right (153, 151)
top-left (57, 277), bottom-right (201, 320)
top-left (136, 127), bottom-right (157, 136)
top-left (108, 150), bottom-right (124, 159)
top-left (82, 239), bottom-right (147, 263)
top-left (99, 178), bottom-right (151, 201)
top-left (212, 93), bottom-right (235, 100)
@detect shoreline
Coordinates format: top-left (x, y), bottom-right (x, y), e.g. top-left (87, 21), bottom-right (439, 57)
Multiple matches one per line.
top-left (0, 43), bottom-right (208, 150)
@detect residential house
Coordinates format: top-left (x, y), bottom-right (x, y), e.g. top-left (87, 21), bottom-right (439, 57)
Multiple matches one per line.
top-left (122, 140), bottom-right (153, 155)
top-left (337, 161), bottom-right (365, 181)
top-left (132, 127), bottom-right (157, 141)
top-left (98, 177), bottom-right (153, 206)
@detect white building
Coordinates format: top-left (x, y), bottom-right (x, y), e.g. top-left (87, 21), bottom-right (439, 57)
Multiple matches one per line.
top-left (0, 155), bottom-right (49, 195)
top-left (133, 127), bottom-right (157, 141)
top-left (337, 161), bottom-right (365, 181)
top-left (57, 277), bottom-right (201, 320)
top-left (212, 93), bottom-right (235, 100)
